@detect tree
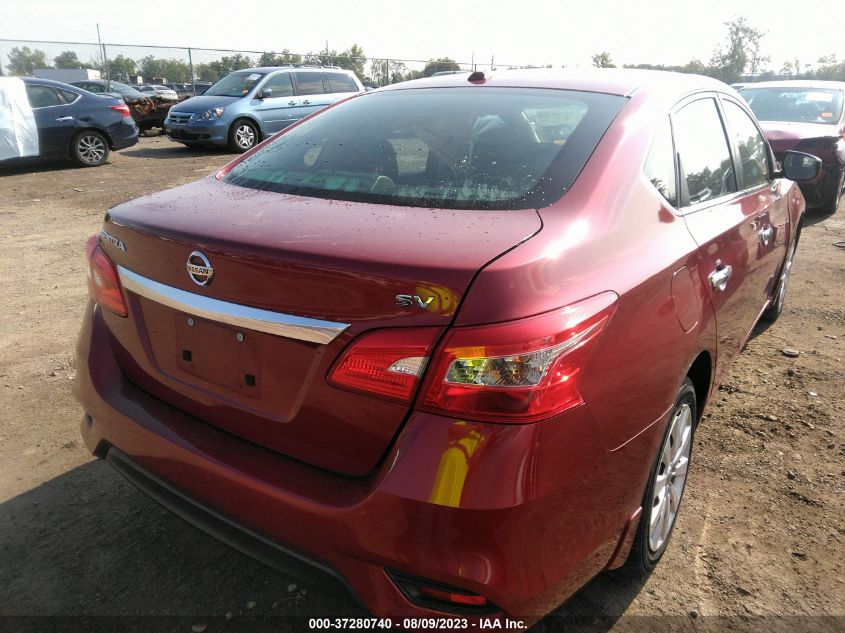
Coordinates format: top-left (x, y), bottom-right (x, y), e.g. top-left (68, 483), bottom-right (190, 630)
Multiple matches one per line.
top-left (710, 17), bottom-right (767, 83)
top-left (422, 57), bottom-right (460, 77)
top-left (591, 52), bottom-right (615, 68)
top-left (7, 46), bottom-right (48, 75)
top-left (54, 50), bottom-right (89, 69)
top-left (333, 44), bottom-right (366, 81)
top-left (107, 55), bottom-right (138, 82)
top-left (258, 49), bottom-right (302, 67)
top-left (194, 54), bottom-right (253, 82)
top-left (138, 56), bottom-right (191, 82)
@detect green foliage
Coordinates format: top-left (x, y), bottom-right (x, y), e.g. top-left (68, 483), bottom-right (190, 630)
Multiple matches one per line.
top-left (194, 54), bottom-right (254, 81)
top-left (304, 44), bottom-right (367, 81)
top-left (258, 49), bottom-right (303, 67)
top-left (591, 52), bottom-right (615, 68)
top-left (107, 55), bottom-right (138, 82)
top-left (7, 46), bottom-right (48, 75)
top-left (138, 56), bottom-right (192, 82)
top-left (54, 50), bottom-right (90, 69)
top-left (710, 17), bottom-right (768, 83)
top-left (422, 57), bottom-right (460, 76)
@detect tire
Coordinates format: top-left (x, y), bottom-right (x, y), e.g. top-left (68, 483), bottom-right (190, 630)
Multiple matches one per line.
top-left (71, 130), bottom-right (110, 167)
top-left (227, 119), bottom-right (259, 153)
top-left (819, 170), bottom-right (843, 214)
top-left (627, 378), bottom-right (696, 573)
top-left (762, 233), bottom-right (798, 322)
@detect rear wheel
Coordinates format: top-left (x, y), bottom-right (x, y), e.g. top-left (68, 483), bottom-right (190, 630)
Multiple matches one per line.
top-left (762, 234), bottom-right (798, 322)
top-left (627, 378), bottom-right (696, 572)
top-left (228, 119), bottom-right (259, 153)
top-left (71, 130), bottom-right (110, 167)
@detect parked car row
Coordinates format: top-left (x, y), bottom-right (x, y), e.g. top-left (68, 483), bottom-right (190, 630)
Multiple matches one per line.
top-left (74, 68), bottom-right (833, 627)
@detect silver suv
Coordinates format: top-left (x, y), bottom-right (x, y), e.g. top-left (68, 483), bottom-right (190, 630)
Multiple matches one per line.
top-left (164, 66), bottom-right (364, 152)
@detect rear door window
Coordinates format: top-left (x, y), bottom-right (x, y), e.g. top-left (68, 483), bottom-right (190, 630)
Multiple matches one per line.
top-left (294, 72), bottom-right (325, 96)
top-left (223, 87), bottom-right (626, 210)
top-left (722, 100), bottom-right (771, 189)
top-left (323, 72), bottom-right (359, 93)
top-left (26, 85), bottom-right (61, 108)
top-left (673, 98), bottom-right (737, 207)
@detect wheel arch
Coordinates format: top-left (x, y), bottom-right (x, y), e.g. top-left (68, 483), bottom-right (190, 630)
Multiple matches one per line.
top-left (686, 350), bottom-right (713, 422)
top-left (68, 127), bottom-right (115, 157)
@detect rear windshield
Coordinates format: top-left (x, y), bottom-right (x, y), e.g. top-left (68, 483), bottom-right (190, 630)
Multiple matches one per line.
top-left (205, 72), bottom-right (266, 97)
top-left (740, 87), bottom-right (844, 125)
top-left (223, 87), bottom-right (626, 210)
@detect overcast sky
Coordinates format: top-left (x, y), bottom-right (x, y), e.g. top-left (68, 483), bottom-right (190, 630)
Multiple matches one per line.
top-left (2, 0), bottom-right (839, 70)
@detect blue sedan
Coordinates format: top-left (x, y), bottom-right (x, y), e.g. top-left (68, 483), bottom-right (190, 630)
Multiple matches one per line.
top-left (1, 77), bottom-right (138, 168)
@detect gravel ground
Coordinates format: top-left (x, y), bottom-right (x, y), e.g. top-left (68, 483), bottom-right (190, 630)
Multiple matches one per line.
top-left (1, 135), bottom-right (843, 633)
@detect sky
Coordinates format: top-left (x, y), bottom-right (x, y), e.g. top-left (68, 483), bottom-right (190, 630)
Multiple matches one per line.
top-left (1, 0), bottom-right (840, 71)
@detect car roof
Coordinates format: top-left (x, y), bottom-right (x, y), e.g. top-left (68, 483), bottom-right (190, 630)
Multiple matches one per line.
top-left (738, 80), bottom-right (845, 91)
top-left (232, 66), bottom-right (353, 74)
top-left (379, 68), bottom-right (732, 99)
top-left (22, 76), bottom-right (84, 91)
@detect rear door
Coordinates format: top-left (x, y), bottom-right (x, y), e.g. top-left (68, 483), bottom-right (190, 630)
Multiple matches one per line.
top-left (25, 83), bottom-right (76, 157)
top-left (257, 71), bottom-right (301, 133)
top-left (675, 95), bottom-right (775, 384)
top-left (323, 71), bottom-right (360, 99)
top-left (293, 71), bottom-right (332, 117)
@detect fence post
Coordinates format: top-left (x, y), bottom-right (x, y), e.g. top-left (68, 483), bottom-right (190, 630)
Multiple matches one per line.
top-left (188, 47), bottom-right (195, 94)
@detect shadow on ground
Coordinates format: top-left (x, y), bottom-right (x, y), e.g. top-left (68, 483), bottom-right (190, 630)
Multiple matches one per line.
top-left (120, 145), bottom-right (232, 160)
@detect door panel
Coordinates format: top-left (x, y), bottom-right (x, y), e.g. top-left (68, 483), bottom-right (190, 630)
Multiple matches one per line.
top-left (25, 85), bottom-right (76, 156)
top-left (293, 72), bottom-right (332, 117)
top-left (257, 72), bottom-right (301, 133)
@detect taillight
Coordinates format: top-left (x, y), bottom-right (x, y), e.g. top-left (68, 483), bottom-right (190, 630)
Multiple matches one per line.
top-left (419, 292), bottom-right (617, 422)
top-left (329, 328), bottom-right (441, 403)
top-left (85, 234), bottom-right (128, 317)
top-left (110, 103), bottom-right (131, 118)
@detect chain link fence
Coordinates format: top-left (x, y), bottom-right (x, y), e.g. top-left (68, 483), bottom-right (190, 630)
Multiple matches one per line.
top-left (0, 38), bottom-right (535, 92)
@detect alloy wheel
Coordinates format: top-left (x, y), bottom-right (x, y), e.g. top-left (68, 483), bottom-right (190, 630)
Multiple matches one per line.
top-left (77, 134), bottom-right (107, 164)
top-left (235, 124), bottom-right (255, 149)
top-left (648, 402), bottom-right (693, 554)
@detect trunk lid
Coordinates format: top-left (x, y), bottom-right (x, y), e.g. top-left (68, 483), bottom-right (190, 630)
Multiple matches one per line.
top-left (100, 177), bottom-right (541, 475)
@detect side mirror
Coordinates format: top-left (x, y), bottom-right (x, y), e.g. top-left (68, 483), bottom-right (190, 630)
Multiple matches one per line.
top-left (259, 88), bottom-right (272, 99)
top-left (781, 150), bottom-right (821, 182)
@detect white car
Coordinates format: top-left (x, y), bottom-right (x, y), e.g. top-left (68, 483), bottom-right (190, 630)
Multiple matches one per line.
top-left (139, 84), bottom-right (179, 101)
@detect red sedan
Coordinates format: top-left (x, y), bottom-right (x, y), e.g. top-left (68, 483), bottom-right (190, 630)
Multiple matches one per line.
top-left (740, 80), bottom-right (845, 212)
top-left (74, 69), bottom-right (820, 623)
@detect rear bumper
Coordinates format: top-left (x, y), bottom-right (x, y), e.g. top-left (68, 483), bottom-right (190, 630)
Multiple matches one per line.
top-left (73, 302), bottom-right (658, 621)
top-left (109, 120), bottom-right (139, 151)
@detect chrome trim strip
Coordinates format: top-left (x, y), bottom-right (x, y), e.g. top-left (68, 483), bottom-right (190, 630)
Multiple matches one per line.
top-left (117, 266), bottom-right (349, 345)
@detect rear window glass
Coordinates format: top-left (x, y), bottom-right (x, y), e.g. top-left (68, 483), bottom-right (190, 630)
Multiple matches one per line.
top-left (223, 88), bottom-right (626, 210)
top-left (740, 87), bottom-right (844, 125)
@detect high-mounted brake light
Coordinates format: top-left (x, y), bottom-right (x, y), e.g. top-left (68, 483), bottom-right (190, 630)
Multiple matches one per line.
top-left (419, 292), bottom-right (618, 422)
top-left (110, 104), bottom-right (131, 118)
top-left (329, 328), bottom-right (441, 403)
top-left (85, 234), bottom-right (128, 317)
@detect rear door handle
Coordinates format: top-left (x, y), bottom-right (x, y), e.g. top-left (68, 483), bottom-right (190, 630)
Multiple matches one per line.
top-left (288, 100), bottom-right (297, 106)
top-left (55, 116), bottom-right (74, 122)
top-left (709, 262), bottom-right (733, 292)
top-left (759, 226), bottom-right (774, 245)
top-left (302, 99), bottom-right (311, 105)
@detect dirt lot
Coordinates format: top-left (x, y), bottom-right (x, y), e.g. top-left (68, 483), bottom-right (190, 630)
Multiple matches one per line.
top-left (1, 135), bottom-right (843, 633)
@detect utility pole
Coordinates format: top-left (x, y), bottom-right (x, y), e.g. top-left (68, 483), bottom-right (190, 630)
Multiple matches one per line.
top-left (96, 23), bottom-right (110, 88)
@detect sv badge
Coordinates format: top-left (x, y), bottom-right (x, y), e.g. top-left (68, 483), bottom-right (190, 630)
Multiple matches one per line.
top-left (396, 294), bottom-right (436, 309)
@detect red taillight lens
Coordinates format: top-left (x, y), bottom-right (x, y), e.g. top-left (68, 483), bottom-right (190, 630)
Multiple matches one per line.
top-left (85, 234), bottom-right (128, 317)
top-left (110, 103), bottom-right (131, 118)
top-left (329, 328), bottom-right (441, 403)
top-left (420, 292), bottom-right (617, 422)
